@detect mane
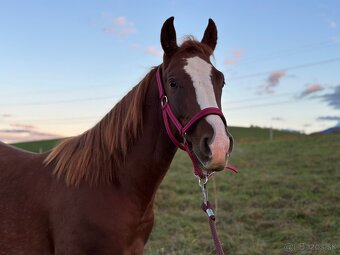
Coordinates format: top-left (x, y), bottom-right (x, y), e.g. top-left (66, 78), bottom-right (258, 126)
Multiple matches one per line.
top-left (177, 36), bottom-right (213, 58)
top-left (45, 67), bottom-right (158, 187)
top-left (45, 38), bottom-right (210, 187)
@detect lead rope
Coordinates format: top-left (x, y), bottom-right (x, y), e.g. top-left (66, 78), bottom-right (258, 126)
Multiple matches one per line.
top-left (199, 178), bottom-right (225, 255)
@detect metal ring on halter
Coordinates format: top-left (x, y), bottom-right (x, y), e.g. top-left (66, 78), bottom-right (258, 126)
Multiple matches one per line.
top-left (161, 96), bottom-right (168, 107)
top-left (198, 176), bottom-right (209, 187)
top-left (183, 132), bottom-right (188, 142)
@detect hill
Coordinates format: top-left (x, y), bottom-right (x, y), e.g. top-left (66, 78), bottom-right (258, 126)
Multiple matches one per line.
top-left (10, 138), bottom-right (61, 153)
top-left (9, 126), bottom-right (303, 153)
top-left (318, 125), bottom-right (340, 134)
top-left (228, 126), bottom-right (303, 143)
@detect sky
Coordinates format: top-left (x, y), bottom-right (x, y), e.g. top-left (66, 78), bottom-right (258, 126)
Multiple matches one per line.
top-left (1, 0), bottom-right (340, 143)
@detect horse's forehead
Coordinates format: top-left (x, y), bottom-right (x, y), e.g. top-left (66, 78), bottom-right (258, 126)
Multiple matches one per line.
top-left (183, 56), bottom-right (217, 109)
top-left (184, 56), bottom-right (212, 78)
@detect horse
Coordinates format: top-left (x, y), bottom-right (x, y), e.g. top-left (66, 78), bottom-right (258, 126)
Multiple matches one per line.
top-left (0, 17), bottom-right (233, 254)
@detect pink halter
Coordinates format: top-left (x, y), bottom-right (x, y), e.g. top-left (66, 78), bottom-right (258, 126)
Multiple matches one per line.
top-left (156, 67), bottom-right (238, 178)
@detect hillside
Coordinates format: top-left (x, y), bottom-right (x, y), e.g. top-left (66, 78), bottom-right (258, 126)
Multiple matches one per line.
top-left (9, 126), bottom-right (303, 153)
top-left (10, 138), bottom-right (61, 153)
top-left (228, 126), bottom-right (303, 143)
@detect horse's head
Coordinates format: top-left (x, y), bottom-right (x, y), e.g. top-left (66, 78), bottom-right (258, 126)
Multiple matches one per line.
top-left (160, 17), bottom-right (233, 172)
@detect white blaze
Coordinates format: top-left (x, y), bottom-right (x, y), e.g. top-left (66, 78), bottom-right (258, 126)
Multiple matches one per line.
top-left (183, 56), bottom-right (230, 167)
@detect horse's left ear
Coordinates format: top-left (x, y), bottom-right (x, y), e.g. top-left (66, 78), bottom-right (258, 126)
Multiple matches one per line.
top-left (201, 18), bottom-right (218, 52)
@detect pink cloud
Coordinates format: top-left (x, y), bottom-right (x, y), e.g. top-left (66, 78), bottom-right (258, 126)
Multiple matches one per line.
top-left (103, 15), bottom-right (136, 37)
top-left (1, 122), bottom-right (61, 143)
top-left (264, 70), bottom-right (286, 94)
top-left (144, 46), bottom-right (162, 57)
top-left (10, 123), bottom-right (36, 130)
top-left (114, 16), bottom-right (127, 26)
top-left (1, 114), bottom-right (12, 118)
top-left (300, 83), bottom-right (324, 97)
top-left (0, 129), bottom-right (61, 144)
top-left (231, 49), bottom-right (244, 58)
top-left (224, 49), bottom-right (244, 65)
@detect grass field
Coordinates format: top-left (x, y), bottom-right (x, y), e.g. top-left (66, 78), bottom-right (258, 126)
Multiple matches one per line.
top-left (10, 138), bottom-right (60, 153)
top-left (145, 133), bottom-right (339, 255)
top-left (10, 128), bottom-right (340, 254)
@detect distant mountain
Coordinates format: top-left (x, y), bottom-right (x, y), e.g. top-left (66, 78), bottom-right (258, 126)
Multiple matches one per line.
top-left (318, 125), bottom-right (340, 134)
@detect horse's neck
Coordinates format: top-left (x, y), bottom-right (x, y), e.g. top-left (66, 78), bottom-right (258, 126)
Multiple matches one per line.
top-left (121, 76), bottom-right (177, 204)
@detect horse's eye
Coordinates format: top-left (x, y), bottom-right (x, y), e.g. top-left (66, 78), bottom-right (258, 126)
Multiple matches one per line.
top-left (222, 79), bottom-right (226, 88)
top-left (169, 80), bottom-right (177, 88)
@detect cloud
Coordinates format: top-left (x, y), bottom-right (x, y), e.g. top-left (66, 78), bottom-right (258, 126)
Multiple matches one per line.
top-left (299, 83), bottom-right (324, 97)
top-left (329, 20), bottom-right (337, 29)
top-left (317, 116), bottom-right (340, 128)
top-left (271, 117), bottom-right (285, 121)
top-left (115, 16), bottom-right (127, 26)
top-left (332, 36), bottom-right (340, 44)
top-left (317, 116), bottom-right (340, 122)
top-left (0, 128), bottom-right (61, 144)
top-left (102, 16), bottom-right (136, 37)
top-left (224, 49), bottom-right (244, 65)
top-left (144, 46), bottom-right (162, 57)
top-left (321, 85), bottom-right (340, 109)
top-left (262, 70), bottom-right (286, 94)
top-left (10, 123), bottom-right (36, 130)
top-left (0, 123), bottom-right (61, 143)
top-left (1, 114), bottom-right (12, 118)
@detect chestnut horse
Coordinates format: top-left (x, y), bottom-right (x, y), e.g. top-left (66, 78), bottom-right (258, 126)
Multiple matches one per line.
top-left (0, 17), bottom-right (233, 254)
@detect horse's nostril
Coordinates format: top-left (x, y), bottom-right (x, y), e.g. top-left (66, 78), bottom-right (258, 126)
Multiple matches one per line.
top-left (225, 128), bottom-right (234, 153)
top-left (200, 136), bottom-right (212, 159)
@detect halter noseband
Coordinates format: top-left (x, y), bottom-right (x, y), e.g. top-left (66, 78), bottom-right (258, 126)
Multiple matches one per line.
top-left (156, 67), bottom-right (237, 179)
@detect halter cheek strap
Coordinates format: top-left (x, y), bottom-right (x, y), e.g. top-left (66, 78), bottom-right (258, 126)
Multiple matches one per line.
top-left (156, 67), bottom-right (237, 178)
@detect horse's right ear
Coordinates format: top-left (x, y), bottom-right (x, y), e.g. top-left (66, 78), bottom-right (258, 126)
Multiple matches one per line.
top-left (201, 18), bottom-right (217, 52)
top-left (160, 17), bottom-right (178, 56)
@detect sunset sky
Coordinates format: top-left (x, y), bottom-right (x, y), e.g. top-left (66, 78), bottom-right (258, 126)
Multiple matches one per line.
top-left (1, 0), bottom-right (340, 143)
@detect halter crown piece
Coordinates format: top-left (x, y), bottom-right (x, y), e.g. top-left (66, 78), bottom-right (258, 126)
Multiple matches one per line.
top-left (156, 67), bottom-right (238, 179)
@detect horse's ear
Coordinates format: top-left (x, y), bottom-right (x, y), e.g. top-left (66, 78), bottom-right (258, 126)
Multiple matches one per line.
top-left (201, 18), bottom-right (218, 52)
top-left (161, 17), bottom-right (178, 56)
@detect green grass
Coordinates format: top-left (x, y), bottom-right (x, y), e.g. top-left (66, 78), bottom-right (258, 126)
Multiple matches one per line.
top-left (11, 138), bottom-right (60, 153)
top-left (10, 128), bottom-right (339, 254)
top-left (145, 133), bottom-right (339, 255)
top-left (228, 126), bottom-right (303, 143)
